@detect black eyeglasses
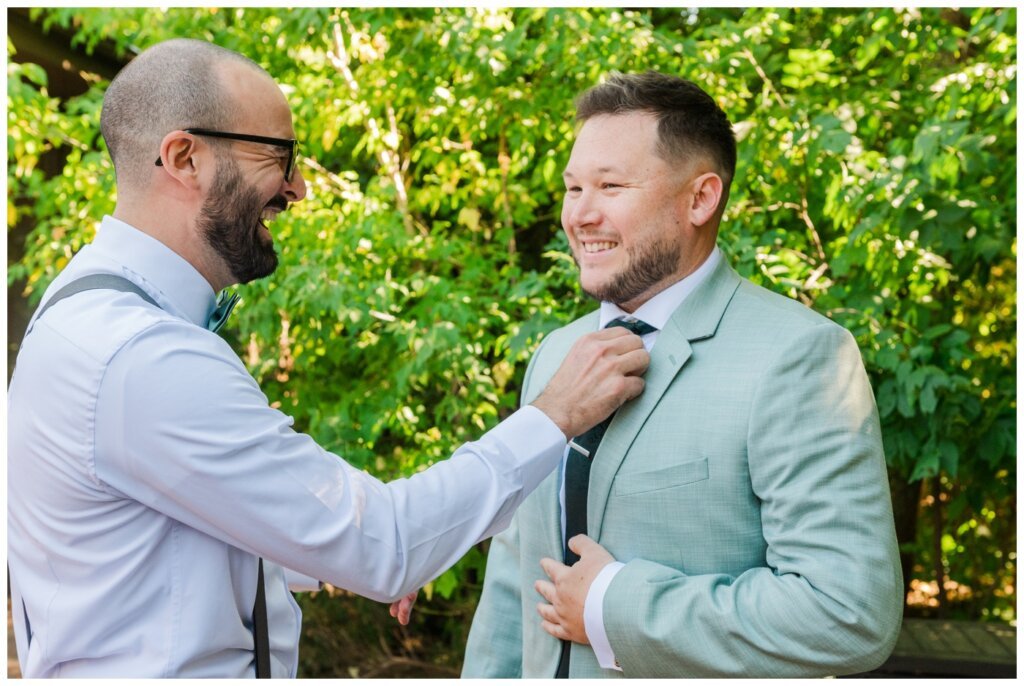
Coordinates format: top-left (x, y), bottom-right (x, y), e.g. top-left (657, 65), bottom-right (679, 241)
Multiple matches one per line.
top-left (155, 128), bottom-right (299, 182)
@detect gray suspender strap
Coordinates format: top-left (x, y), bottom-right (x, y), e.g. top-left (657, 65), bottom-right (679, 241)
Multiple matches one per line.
top-left (21, 594), bottom-right (32, 649)
top-left (26, 273), bottom-right (159, 337)
top-left (20, 272), bottom-right (273, 677)
top-left (254, 559), bottom-right (271, 678)
top-left (16, 273), bottom-right (157, 655)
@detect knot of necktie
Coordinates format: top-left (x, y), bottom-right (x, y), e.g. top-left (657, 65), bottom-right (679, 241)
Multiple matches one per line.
top-left (207, 291), bottom-right (240, 333)
top-left (606, 317), bottom-right (657, 337)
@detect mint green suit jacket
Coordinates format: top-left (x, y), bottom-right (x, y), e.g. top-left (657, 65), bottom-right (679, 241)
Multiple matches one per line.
top-left (462, 258), bottom-right (902, 678)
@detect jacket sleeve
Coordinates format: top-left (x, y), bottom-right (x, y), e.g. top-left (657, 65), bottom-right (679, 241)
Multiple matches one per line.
top-left (602, 323), bottom-right (903, 677)
top-left (461, 513), bottom-right (525, 677)
top-left (462, 331), bottom-right (560, 676)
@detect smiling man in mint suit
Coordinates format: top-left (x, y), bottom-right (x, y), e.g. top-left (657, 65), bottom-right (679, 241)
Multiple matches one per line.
top-left (461, 71), bottom-right (903, 678)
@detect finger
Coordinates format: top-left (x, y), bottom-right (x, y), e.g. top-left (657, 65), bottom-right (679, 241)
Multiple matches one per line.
top-left (403, 592), bottom-right (417, 624)
top-left (575, 328), bottom-right (645, 357)
top-left (541, 619), bottom-right (569, 641)
top-left (539, 556), bottom-right (566, 581)
top-left (568, 534), bottom-right (614, 567)
top-left (600, 374), bottom-right (645, 406)
top-left (398, 602), bottom-right (412, 625)
top-left (389, 602), bottom-right (399, 618)
top-left (534, 579), bottom-right (556, 604)
top-left (587, 326), bottom-right (640, 342)
top-left (598, 329), bottom-right (648, 355)
top-left (536, 601), bottom-right (561, 624)
top-left (567, 534), bottom-right (596, 557)
top-left (617, 347), bottom-right (651, 376)
top-left (616, 375), bottom-right (646, 403)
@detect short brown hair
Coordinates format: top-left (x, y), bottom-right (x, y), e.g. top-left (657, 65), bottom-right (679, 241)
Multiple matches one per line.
top-left (575, 71), bottom-right (736, 188)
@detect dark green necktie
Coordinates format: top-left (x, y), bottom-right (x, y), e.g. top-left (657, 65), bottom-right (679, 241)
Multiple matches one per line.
top-left (555, 317), bottom-right (656, 679)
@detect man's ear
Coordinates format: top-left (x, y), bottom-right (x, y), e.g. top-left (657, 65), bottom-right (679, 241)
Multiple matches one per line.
top-left (687, 172), bottom-right (724, 227)
top-left (157, 131), bottom-right (202, 190)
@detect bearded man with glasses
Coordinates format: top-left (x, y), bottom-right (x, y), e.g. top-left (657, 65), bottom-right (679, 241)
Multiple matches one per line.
top-left (153, 127), bottom-right (299, 283)
top-left (7, 38), bottom-right (651, 678)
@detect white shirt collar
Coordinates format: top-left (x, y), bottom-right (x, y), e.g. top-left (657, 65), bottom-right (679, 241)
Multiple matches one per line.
top-left (598, 245), bottom-right (721, 331)
top-left (89, 215), bottom-right (218, 327)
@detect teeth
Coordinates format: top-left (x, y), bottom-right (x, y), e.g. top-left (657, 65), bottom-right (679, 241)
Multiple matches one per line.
top-left (261, 209), bottom-right (277, 222)
top-left (584, 241), bottom-right (616, 253)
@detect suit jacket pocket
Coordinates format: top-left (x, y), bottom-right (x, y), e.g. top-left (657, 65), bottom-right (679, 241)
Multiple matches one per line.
top-left (612, 457), bottom-right (709, 497)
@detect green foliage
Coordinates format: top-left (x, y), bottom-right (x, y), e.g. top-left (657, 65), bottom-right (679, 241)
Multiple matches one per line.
top-left (8, 6), bottom-right (1016, 672)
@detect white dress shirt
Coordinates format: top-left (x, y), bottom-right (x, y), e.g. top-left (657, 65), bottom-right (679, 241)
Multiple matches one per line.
top-left (7, 216), bottom-right (567, 677)
top-left (558, 246), bottom-right (721, 671)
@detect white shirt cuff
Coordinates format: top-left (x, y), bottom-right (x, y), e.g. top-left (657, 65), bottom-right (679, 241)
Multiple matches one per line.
top-left (497, 404), bottom-right (567, 448)
top-left (584, 560), bottom-right (625, 671)
top-left (487, 404), bottom-right (568, 489)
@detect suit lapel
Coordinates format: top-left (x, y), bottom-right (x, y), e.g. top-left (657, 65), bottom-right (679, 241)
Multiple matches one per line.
top-left (539, 462), bottom-right (565, 559)
top-left (588, 259), bottom-right (743, 541)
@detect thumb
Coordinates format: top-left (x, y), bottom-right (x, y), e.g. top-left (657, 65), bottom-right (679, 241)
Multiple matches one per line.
top-left (567, 534), bottom-right (597, 557)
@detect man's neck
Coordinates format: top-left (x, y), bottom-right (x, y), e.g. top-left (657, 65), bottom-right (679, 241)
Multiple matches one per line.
top-left (601, 245), bottom-right (721, 330)
top-left (112, 202), bottom-right (229, 292)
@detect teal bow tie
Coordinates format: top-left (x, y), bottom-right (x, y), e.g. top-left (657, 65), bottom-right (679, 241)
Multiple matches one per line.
top-left (207, 291), bottom-right (240, 333)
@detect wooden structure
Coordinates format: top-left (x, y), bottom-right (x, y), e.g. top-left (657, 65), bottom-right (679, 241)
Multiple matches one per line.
top-left (847, 618), bottom-right (1017, 678)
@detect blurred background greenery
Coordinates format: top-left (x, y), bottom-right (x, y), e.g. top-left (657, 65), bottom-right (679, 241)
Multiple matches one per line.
top-left (7, 6), bottom-right (1016, 677)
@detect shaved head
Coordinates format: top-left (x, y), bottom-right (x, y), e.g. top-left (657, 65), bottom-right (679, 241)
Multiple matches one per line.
top-left (100, 38), bottom-right (270, 189)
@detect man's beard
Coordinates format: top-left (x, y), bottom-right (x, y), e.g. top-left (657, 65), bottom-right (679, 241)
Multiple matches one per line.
top-left (577, 231), bottom-right (682, 306)
top-left (198, 157), bottom-right (283, 285)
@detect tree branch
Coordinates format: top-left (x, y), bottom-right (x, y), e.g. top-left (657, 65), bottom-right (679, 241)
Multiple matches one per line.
top-left (739, 48), bottom-right (787, 109)
top-left (498, 129), bottom-right (516, 257)
top-left (329, 17), bottom-right (418, 236)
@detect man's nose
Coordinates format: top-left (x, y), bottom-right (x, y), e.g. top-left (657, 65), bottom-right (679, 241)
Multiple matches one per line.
top-left (566, 192), bottom-right (601, 228)
top-left (283, 165), bottom-right (308, 203)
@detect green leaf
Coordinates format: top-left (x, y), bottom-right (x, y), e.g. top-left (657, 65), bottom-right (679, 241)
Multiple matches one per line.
top-left (910, 451), bottom-right (939, 481)
top-left (820, 128), bottom-right (852, 154)
top-left (939, 440), bottom-right (959, 477)
top-left (924, 324), bottom-right (953, 340)
top-left (433, 568), bottom-right (459, 599)
top-left (919, 381), bottom-right (937, 414)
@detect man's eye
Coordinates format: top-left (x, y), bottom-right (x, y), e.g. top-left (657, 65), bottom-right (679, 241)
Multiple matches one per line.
top-left (601, 183), bottom-right (621, 189)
